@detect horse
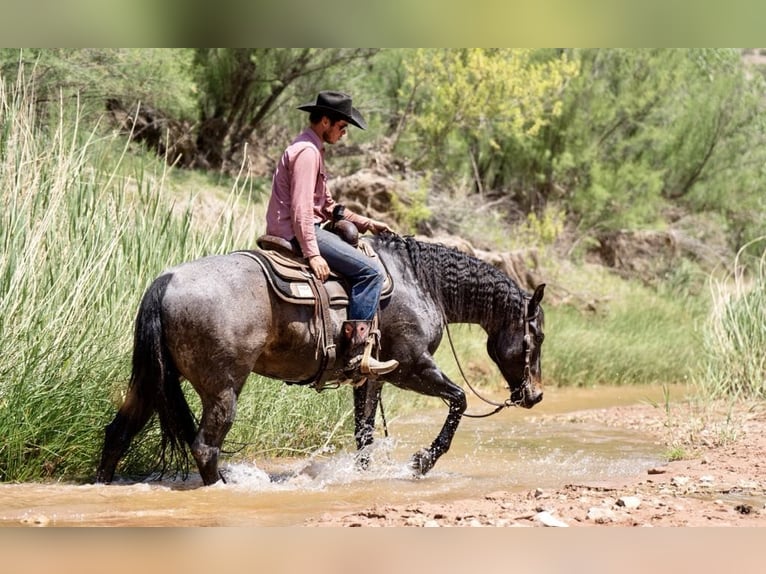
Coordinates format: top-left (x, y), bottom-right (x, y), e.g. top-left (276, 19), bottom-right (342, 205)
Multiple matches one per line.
top-left (96, 233), bottom-right (545, 486)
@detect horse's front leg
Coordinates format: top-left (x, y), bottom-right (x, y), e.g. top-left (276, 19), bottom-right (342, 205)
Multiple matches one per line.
top-left (402, 364), bottom-right (467, 476)
top-left (353, 380), bottom-right (383, 470)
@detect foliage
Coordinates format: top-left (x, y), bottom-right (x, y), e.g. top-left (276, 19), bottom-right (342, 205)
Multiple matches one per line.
top-left (549, 49), bottom-right (766, 244)
top-left (0, 48), bottom-right (197, 121)
top-left (396, 49), bottom-right (579, 197)
top-left (388, 176), bottom-right (432, 234)
top-left (542, 266), bottom-right (706, 388)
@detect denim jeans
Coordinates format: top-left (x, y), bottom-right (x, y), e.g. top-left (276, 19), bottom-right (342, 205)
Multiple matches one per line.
top-left (314, 224), bottom-right (384, 320)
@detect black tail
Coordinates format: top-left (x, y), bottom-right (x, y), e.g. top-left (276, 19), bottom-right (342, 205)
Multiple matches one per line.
top-left (96, 273), bottom-right (197, 482)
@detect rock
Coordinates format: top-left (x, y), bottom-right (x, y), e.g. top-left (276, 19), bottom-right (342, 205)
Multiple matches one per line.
top-left (405, 515), bottom-right (427, 527)
top-left (616, 496), bottom-right (642, 510)
top-left (534, 511), bottom-right (569, 527)
top-left (587, 507), bottom-right (616, 524)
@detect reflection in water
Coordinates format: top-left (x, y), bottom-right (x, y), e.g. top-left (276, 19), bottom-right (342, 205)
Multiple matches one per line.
top-left (0, 385), bottom-right (669, 526)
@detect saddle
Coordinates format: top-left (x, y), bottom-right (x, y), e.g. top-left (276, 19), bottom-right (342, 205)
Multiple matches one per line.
top-left (233, 235), bottom-right (393, 388)
top-left (240, 235), bottom-right (393, 306)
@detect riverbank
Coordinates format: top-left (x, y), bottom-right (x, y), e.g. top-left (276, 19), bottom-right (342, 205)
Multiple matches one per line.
top-left (305, 398), bottom-right (766, 526)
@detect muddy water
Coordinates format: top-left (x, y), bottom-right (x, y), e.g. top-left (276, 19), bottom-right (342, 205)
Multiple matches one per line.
top-left (0, 385), bottom-right (671, 527)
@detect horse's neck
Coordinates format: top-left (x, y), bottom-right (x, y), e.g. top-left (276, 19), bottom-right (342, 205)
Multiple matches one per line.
top-left (387, 236), bottom-right (521, 329)
top-left (438, 273), bottom-right (509, 329)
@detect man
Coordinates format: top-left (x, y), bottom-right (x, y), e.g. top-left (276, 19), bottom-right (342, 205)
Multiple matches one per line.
top-left (266, 90), bottom-right (399, 379)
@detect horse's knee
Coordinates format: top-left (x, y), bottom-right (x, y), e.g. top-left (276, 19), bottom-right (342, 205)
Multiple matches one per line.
top-left (450, 389), bottom-right (467, 414)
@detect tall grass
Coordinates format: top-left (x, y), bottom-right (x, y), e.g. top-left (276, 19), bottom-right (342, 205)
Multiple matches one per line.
top-left (700, 238), bottom-right (766, 400)
top-left (0, 74), bottom-right (352, 482)
top-left (542, 267), bottom-right (705, 388)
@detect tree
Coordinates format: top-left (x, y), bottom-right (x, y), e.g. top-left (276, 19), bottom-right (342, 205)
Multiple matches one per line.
top-left (190, 48), bottom-right (379, 172)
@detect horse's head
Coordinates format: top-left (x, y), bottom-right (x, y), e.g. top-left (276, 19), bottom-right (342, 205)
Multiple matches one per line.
top-left (487, 283), bottom-right (545, 409)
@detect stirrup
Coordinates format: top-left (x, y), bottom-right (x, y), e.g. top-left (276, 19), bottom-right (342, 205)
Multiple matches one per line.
top-left (360, 336), bottom-right (398, 377)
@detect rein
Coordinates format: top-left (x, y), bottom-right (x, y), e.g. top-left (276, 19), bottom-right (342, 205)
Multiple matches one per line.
top-left (443, 303), bottom-right (535, 419)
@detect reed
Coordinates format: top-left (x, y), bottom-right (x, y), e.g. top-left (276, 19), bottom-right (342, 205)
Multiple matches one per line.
top-left (0, 74), bottom-right (352, 482)
top-left (700, 238), bottom-right (766, 400)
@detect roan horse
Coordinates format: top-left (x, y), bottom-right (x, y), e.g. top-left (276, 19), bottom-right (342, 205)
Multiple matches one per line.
top-left (96, 233), bottom-right (545, 486)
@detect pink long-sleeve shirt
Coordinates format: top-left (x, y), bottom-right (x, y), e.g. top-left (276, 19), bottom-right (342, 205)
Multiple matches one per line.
top-left (266, 128), bottom-right (372, 259)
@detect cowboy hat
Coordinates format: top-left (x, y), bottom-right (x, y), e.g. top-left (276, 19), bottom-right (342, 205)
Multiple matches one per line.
top-left (297, 90), bottom-right (367, 130)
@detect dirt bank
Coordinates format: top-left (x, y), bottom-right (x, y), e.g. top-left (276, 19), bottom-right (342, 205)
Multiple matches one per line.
top-left (305, 398), bottom-right (766, 527)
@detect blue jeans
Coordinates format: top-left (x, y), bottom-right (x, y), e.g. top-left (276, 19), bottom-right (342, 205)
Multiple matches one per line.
top-left (314, 225), bottom-right (384, 320)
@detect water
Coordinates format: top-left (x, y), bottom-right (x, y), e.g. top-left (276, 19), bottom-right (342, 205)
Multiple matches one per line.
top-left (0, 385), bottom-right (670, 527)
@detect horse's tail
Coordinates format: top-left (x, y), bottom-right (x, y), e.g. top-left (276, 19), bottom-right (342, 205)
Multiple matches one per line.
top-left (132, 273), bottom-right (197, 478)
top-left (97, 273), bottom-right (196, 482)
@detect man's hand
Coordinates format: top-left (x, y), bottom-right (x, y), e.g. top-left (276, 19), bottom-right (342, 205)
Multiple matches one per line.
top-left (367, 219), bottom-right (393, 234)
top-left (309, 255), bottom-right (330, 282)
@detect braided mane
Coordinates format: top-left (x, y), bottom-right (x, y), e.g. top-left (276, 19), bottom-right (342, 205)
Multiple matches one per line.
top-left (379, 234), bottom-right (525, 330)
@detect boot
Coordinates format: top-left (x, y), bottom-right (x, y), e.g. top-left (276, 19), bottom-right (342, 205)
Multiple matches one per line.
top-left (342, 320), bottom-right (399, 377)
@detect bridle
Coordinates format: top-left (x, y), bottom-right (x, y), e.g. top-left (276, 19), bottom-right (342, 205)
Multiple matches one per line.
top-left (444, 300), bottom-right (538, 419)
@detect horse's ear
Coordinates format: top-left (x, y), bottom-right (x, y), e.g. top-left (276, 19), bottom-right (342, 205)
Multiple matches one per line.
top-left (528, 283), bottom-right (545, 315)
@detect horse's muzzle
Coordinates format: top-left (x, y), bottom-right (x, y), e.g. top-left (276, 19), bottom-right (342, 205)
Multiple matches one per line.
top-left (511, 378), bottom-right (543, 409)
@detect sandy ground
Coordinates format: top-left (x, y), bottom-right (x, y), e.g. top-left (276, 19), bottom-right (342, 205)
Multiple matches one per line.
top-left (305, 398), bottom-right (766, 527)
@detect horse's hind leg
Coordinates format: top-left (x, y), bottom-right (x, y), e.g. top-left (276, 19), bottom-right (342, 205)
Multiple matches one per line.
top-left (191, 385), bottom-right (240, 485)
top-left (96, 387), bottom-right (154, 483)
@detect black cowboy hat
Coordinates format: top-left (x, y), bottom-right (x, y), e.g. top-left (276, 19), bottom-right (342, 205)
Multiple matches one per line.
top-left (297, 90), bottom-right (367, 130)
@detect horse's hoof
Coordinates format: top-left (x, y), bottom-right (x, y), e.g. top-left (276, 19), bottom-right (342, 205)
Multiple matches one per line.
top-left (409, 449), bottom-right (434, 477)
top-left (355, 452), bottom-right (371, 471)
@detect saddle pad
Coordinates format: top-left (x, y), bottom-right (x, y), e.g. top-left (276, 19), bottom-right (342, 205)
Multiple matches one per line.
top-left (235, 247), bottom-right (393, 307)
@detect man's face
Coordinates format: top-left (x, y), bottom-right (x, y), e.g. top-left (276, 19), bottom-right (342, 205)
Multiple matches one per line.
top-left (322, 119), bottom-right (349, 144)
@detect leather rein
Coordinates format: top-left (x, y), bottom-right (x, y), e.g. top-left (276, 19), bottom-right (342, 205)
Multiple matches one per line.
top-left (443, 302), bottom-right (536, 419)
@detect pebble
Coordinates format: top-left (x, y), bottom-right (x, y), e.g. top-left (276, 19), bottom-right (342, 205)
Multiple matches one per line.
top-left (20, 514), bottom-right (51, 526)
top-left (671, 476), bottom-right (690, 487)
top-left (535, 511), bottom-right (569, 527)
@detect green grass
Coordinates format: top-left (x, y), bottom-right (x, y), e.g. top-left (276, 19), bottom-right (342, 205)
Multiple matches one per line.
top-left (545, 287), bottom-right (704, 387)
